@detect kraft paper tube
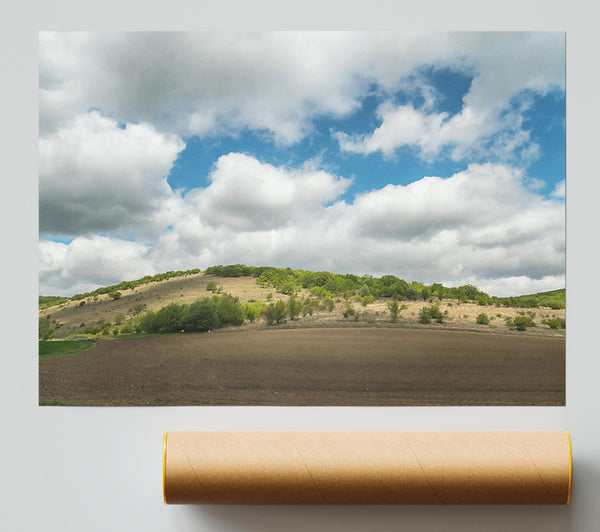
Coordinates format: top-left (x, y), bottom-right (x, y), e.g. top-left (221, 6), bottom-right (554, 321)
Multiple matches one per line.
top-left (163, 431), bottom-right (572, 505)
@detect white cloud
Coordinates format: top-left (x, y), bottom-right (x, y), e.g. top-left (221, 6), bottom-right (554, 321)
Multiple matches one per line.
top-left (337, 99), bottom-right (545, 164)
top-left (351, 164), bottom-right (545, 239)
top-left (473, 275), bottom-right (566, 298)
top-left (39, 32), bottom-right (376, 142)
top-left (39, 236), bottom-right (155, 295)
top-left (335, 104), bottom-right (449, 158)
top-left (40, 162), bottom-right (564, 297)
top-left (37, 33), bottom-right (565, 297)
top-left (552, 180), bottom-right (566, 198)
top-left (39, 32), bottom-right (564, 150)
top-left (335, 32), bottom-right (564, 162)
top-left (188, 153), bottom-right (351, 230)
top-left (39, 111), bottom-right (184, 236)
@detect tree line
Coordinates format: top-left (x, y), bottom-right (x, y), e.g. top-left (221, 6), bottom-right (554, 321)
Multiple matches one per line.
top-left (40, 264), bottom-right (565, 311)
top-left (205, 264), bottom-right (565, 309)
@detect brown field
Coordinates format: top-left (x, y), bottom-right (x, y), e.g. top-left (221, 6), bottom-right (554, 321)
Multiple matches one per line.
top-left (39, 328), bottom-right (565, 406)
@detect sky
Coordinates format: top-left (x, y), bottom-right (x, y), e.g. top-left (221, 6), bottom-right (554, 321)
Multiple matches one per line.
top-left (38, 32), bottom-right (565, 297)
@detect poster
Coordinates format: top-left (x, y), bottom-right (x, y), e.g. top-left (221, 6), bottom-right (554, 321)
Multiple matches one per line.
top-left (38, 32), bottom-right (565, 406)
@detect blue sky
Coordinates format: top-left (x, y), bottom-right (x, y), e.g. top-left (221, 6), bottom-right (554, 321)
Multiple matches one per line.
top-left (39, 32), bottom-right (565, 296)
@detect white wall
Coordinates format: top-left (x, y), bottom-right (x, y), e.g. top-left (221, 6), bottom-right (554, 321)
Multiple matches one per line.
top-left (2, 1), bottom-right (599, 530)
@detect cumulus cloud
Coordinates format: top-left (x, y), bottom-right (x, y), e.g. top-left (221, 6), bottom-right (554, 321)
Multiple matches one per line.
top-left (552, 180), bottom-right (566, 198)
top-left (40, 161), bottom-right (564, 297)
top-left (37, 33), bottom-right (565, 297)
top-left (337, 96), bottom-right (545, 164)
top-left (39, 111), bottom-right (184, 236)
top-left (471, 275), bottom-right (566, 298)
top-left (351, 164), bottom-right (549, 239)
top-left (39, 236), bottom-right (155, 295)
top-left (187, 153), bottom-right (351, 230)
top-left (335, 32), bottom-right (564, 162)
top-left (39, 32), bottom-right (373, 142)
top-left (39, 32), bottom-right (563, 149)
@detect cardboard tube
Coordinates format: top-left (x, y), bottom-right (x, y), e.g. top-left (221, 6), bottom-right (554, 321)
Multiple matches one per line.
top-left (163, 431), bottom-right (572, 505)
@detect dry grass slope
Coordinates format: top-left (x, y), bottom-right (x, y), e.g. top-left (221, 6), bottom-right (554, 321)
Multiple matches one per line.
top-left (40, 272), bottom-right (565, 339)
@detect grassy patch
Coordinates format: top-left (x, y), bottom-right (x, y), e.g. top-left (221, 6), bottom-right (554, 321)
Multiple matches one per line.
top-left (39, 339), bottom-right (97, 359)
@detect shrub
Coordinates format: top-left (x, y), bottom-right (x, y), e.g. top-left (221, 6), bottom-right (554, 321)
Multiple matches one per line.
top-left (129, 303), bottom-right (147, 315)
top-left (506, 315), bottom-right (536, 331)
top-left (387, 299), bottom-right (400, 322)
top-left (156, 303), bottom-right (186, 333)
top-left (39, 317), bottom-right (55, 340)
top-left (322, 297), bottom-right (335, 312)
top-left (84, 325), bottom-right (101, 335)
top-left (135, 311), bottom-right (160, 333)
top-left (405, 288), bottom-right (419, 301)
top-left (181, 298), bottom-right (218, 332)
top-left (109, 291), bottom-right (122, 300)
top-left (287, 296), bottom-right (302, 320)
top-left (302, 298), bottom-right (318, 316)
top-left (120, 323), bottom-right (133, 335)
top-left (265, 300), bottom-right (287, 325)
top-left (112, 327), bottom-right (120, 336)
top-left (114, 313), bottom-right (126, 325)
top-left (358, 295), bottom-right (374, 307)
top-left (206, 281), bottom-right (218, 292)
top-left (216, 295), bottom-right (245, 326)
top-left (343, 304), bottom-right (356, 319)
top-left (419, 303), bottom-right (446, 324)
top-left (476, 313), bottom-right (490, 325)
top-left (243, 303), bottom-right (260, 322)
top-left (543, 317), bottom-right (566, 329)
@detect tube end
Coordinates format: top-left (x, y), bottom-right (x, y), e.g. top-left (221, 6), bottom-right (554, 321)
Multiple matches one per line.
top-left (566, 431), bottom-right (572, 505)
top-left (163, 431), bottom-right (168, 505)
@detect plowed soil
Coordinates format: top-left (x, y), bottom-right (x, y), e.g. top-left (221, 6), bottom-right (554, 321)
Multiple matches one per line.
top-left (39, 328), bottom-right (565, 406)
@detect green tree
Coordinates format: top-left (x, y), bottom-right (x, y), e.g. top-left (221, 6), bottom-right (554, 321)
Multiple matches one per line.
top-left (343, 303), bottom-right (356, 319)
top-left (419, 303), bottom-right (446, 324)
top-left (513, 315), bottom-right (535, 331)
top-left (215, 295), bottom-right (245, 326)
top-left (181, 298), bottom-right (218, 331)
top-left (543, 317), bottom-right (566, 329)
top-left (129, 303), bottom-right (147, 316)
top-left (387, 299), bottom-right (400, 322)
top-left (302, 298), bottom-right (318, 316)
top-left (156, 303), bottom-right (185, 333)
top-left (287, 296), bottom-right (302, 320)
top-left (274, 300), bottom-right (287, 323)
top-left (476, 313), bottom-right (490, 325)
top-left (405, 288), bottom-right (419, 301)
top-left (265, 300), bottom-right (287, 325)
top-left (322, 296), bottom-right (335, 312)
top-left (114, 313), bottom-right (126, 325)
top-left (206, 281), bottom-right (218, 292)
top-left (39, 317), bottom-right (55, 340)
top-left (109, 291), bottom-right (122, 300)
top-left (136, 311), bottom-right (160, 333)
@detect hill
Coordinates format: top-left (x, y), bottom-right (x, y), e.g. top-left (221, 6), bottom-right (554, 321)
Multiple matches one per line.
top-left (39, 265), bottom-right (565, 340)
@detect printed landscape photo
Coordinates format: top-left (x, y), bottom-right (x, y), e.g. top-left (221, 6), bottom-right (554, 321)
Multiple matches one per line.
top-left (39, 32), bottom-right (565, 406)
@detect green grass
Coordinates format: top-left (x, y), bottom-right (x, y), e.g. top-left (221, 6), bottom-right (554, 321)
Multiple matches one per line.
top-left (39, 339), bottom-right (97, 359)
